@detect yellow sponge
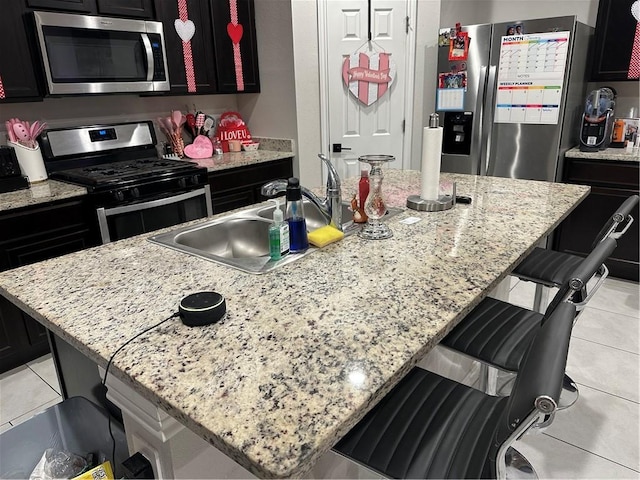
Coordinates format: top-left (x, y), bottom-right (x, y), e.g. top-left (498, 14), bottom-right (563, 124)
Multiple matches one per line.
top-left (307, 225), bottom-right (345, 248)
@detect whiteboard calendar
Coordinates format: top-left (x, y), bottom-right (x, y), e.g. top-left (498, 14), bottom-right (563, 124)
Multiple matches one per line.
top-left (494, 31), bottom-right (570, 125)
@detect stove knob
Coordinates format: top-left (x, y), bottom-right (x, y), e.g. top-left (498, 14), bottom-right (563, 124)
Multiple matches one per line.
top-left (178, 178), bottom-right (187, 188)
top-left (131, 187), bottom-right (140, 198)
top-left (191, 174), bottom-right (201, 185)
top-left (113, 190), bottom-right (125, 202)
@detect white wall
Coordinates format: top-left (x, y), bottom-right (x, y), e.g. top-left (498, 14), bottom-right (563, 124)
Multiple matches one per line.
top-left (439, 0), bottom-right (600, 27)
top-left (237, 0), bottom-right (299, 173)
top-left (290, 0), bottom-right (323, 187)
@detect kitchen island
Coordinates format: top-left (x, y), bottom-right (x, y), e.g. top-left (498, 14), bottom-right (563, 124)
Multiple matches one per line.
top-left (0, 171), bottom-right (589, 478)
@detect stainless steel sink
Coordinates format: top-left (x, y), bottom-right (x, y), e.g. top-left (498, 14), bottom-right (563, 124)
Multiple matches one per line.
top-left (149, 200), bottom-right (402, 274)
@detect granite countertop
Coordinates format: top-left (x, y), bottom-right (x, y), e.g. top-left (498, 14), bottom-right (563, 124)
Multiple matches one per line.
top-left (566, 146), bottom-right (640, 162)
top-left (0, 171), bottom-right (589, 478)
top-left (0, 137), bottom-right (294, 212)
top-left (0, 180), bottom-right (87, 213)
top-left (185, 137), bottom-right (294, 172)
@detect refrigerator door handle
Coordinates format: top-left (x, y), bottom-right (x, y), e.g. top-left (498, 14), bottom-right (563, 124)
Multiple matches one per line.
top-left (480, 65), bottom-right (497, 176)
top-left (472, 65), bottom-right (488, 175)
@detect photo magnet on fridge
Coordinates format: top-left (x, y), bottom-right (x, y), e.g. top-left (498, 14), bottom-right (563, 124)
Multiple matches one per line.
top-left (449, 31), bottom-right (469, 61)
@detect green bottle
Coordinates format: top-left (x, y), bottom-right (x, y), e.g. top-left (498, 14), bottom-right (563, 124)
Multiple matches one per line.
top-left (269, 199), bottom-right (290, 260)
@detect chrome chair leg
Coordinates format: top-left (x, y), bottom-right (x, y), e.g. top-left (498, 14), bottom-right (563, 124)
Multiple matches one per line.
top-left (558, 374), bottom-right (579, 410)
top-left (505, 447), bottom-right (538, 479)
top-left (532, 284), bottom-right (549, 313)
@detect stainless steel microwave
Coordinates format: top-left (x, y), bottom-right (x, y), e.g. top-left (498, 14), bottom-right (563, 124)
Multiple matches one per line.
top-left (33, 11), bottom-right (170, 95)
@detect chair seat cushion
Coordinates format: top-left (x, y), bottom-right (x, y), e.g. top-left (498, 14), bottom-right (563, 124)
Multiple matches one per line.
top-left (513, 247), bottom-right (583, 287)
top-left (335, 368), bottom-right (508, 479)
top-left (442, 297), bottom-right (543, 371)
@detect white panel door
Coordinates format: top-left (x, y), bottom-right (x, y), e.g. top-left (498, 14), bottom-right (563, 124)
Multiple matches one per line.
top-left (325, 0), bottom-right (408, 180)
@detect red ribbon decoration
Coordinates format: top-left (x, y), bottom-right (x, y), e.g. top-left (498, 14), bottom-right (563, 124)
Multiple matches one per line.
top-left (0, 75), bottom-right (5, 99)
top-left (628, 22), bottom-right (640, 79)
top-left (228, 0), bottom-right (245, 91)
top-left (177, 0), bottom-right (196, 93)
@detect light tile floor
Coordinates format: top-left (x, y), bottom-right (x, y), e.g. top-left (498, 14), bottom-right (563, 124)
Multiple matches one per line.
top-left (0, 277), bottom-right (638, 478)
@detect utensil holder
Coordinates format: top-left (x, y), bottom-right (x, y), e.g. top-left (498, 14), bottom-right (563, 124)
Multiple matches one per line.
top-left (7, 141), bottom-right (48, 183)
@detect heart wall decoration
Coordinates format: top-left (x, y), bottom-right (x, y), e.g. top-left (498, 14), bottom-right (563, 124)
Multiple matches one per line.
top-left (174, 19), bottom-right (195, 42)
top-left (342, 52), bottom-right (396, 106)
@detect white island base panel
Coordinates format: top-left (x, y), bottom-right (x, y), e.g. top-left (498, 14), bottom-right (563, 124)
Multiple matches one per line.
top-left (104, 370), bottom-right (382, 479)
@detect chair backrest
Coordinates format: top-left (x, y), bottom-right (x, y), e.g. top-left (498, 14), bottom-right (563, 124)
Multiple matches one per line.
top-left (591, 195), bottom-right (639, 249)
top-left (492, 300), bottom-right (576, 453)
top-left (545, 236), bottom-right (618, 314)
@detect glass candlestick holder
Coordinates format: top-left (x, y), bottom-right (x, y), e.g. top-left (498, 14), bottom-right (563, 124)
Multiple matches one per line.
top-left (358, 154), bottom-right (395, 240)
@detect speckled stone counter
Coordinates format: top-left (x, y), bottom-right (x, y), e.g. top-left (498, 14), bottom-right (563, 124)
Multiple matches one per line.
top-left (185, 138), bottom-right (294, 173)
top-left (0, 180), bottom-right (87, 212)
top-left (566, 146), bottom-right (640, 162)
top-left (0, 172), bottom-right (589, 478)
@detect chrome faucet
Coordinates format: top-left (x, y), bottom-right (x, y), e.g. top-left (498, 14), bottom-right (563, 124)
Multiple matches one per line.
top-left (261, 153), bottom-right (343, 230)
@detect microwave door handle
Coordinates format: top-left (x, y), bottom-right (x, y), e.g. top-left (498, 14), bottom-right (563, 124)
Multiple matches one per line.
top-left (141, 33), bottom-right (154, 81)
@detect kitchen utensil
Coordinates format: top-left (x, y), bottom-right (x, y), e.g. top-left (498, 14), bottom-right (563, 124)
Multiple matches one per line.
top-left (30, 121), bottom-right (40, 140)
top-left (5, 121), bottom-right (17, 143)
top-left (172, 110), bottom-right (183, 131)
top-left (202, 115), bottom-right (216, 136)
top-left (160, 117), bottom-right (175, 135)
top-left (13, 123), bottom-right (31, 146)
top-left (156, 117), bottom-right (170, 136)
top-left (186, 113), bottom-right (196, 137)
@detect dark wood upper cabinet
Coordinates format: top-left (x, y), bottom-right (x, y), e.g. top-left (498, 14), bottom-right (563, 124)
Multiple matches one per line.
top-left (154, 0), bottom-right (218, 94)
top-left (96, 0), bottom-right (155, 18)
top-left (210, 0), bottom-right (260, 93)
top-left (591, 0), bottom-right (639, 81)
top-left (26, 0), bottom-right (96, 13)
top-left (0, 3), bottom-right (43, 102)
top-left (154, 0), bottom-right (260, 95)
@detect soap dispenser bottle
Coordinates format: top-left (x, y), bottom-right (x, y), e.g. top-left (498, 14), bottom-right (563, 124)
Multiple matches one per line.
top-left (269, 199), bottom-right (290, 260)
top-left (285, 177), bottom-right (309, 253)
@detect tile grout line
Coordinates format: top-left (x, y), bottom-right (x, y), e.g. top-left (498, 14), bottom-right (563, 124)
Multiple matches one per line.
top-left (26, 363), bottom-right (61, 396)
top-left (8, 395), bottom-right (62, 427)
top-left (571, 333), bottom-right (640, 356)
top-left (571, 380), bottom-right (640, 405)
top-left (540, 432), bottom-right (640, 474)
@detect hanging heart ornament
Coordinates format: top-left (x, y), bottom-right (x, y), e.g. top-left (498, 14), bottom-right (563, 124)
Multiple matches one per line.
top-left (174, 19), bottom-right (195, 42)
top-left (227, 23), bottom-right (243, 44)
top-left (342, 52), bottom-right (396, 106)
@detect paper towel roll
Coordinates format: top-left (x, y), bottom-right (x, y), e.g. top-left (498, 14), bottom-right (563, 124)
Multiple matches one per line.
top-left (420, 126), bottom-right (443, 201)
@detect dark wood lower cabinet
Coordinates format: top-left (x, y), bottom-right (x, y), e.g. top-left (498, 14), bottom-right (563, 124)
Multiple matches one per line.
top-left (554, 158), bottom-right (639, 281)
top-left (0, 297), bottom-right (50, 374)
top-left (208, 157), bottom-right (293, 214)
top-left (0, 197), bottom-right (99, 373)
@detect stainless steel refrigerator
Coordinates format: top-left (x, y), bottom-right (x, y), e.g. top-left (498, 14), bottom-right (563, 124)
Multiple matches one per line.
top-left (436, 16), bottom-right (593, 181)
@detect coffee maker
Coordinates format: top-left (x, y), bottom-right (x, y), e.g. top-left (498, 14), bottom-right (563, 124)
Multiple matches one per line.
top-left (579, 87), bottom-right (616, 152)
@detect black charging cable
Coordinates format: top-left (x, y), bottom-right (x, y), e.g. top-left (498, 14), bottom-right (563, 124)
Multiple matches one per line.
top-left (101, 312), bottom-right (180, 474)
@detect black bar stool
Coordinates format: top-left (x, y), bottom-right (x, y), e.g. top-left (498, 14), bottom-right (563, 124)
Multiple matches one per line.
top-left (440, 237), bottom-right (617, 408)
top-left (334, 297), bottom-right (577, 479)
top-left (514, 195), bottom-right (638, 311)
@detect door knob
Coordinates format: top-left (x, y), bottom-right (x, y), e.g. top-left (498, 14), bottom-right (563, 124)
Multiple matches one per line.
top-left (332, 143), bottom-right (352, 153)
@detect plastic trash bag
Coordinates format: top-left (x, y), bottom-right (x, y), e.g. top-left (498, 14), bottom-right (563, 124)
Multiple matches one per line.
top-left (29, 449), bottom-right (87, 480)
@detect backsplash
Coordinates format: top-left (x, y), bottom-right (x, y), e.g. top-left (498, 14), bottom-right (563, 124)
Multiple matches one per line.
top-left (0, 93), bottom-right (241, 144)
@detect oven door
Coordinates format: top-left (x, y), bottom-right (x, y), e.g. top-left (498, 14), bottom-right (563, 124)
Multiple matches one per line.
top-left (96, 186), bottom-right (212, 244)
top-left (33, 11), bottom-right (169, 95)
